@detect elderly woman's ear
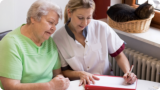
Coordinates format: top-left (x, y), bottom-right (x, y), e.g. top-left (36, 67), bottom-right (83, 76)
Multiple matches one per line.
top-left (30, 17), bottom-right (35, 24)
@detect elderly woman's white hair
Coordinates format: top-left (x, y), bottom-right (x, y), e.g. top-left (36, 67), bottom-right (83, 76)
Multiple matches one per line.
top-left (27, 0), bottom-right (62, 24)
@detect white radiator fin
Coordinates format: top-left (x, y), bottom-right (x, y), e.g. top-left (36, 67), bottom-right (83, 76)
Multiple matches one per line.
top-left (109, 47), bottom-right (160, 82)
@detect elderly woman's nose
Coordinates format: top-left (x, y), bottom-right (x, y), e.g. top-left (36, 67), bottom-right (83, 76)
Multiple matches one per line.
top-left (51, 25), bottom-right (56, 31)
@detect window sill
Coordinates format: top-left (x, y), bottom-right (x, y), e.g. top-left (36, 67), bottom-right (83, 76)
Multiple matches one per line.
top-left (114, 27), bottom-right (160, 48)
top-left (100, 18), bottom-right (160, 48)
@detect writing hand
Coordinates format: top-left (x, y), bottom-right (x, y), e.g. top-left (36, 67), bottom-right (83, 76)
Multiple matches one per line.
top-left (123, 72), bottom-right (137, 84)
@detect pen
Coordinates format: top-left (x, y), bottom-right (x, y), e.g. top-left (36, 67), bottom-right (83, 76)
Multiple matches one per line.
top-left (128, 65), bottom-right (134, 77)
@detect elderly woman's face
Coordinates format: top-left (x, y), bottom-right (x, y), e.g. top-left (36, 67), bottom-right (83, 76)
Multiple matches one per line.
top-left (32, 10), bottom-right (59, 41)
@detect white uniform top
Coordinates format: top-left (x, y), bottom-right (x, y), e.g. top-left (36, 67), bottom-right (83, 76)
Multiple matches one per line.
top-left (53, 19), bottom-right (124, 75)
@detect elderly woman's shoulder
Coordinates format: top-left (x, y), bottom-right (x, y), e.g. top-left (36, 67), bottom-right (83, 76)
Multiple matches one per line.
top-left (1, 29), bottom-right (20, 42)
top-left (0, 30), bottom-right (21, 49)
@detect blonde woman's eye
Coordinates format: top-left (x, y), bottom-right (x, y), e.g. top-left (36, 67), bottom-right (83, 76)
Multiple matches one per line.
top-left (78, 17), bottom-right (83, 20)
top-left (87, 17), bottom-right (92, 19)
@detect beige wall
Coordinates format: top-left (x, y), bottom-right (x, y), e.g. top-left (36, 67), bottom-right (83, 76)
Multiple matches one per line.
top-left (0, 0), bottom-right (121, 33)
top-left (0, 0), bottom-right (69, 32)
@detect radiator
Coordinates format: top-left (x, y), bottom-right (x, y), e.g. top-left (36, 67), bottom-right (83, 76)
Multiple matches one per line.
top-left (109, 47), bottom-right (160, 82)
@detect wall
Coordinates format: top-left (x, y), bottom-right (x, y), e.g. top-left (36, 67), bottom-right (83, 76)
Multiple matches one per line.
top-left (12, 0), bottom-right (37, 31)
top-left (0, 0), bottom-right (14, 32)
top-left (0, 0), bottom-right (121, 33)
top-left (0, 0), bottom-right (69, 33)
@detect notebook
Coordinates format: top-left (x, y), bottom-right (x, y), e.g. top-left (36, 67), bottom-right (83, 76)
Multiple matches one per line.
top-left (85, 75), bottom-right (137, 90)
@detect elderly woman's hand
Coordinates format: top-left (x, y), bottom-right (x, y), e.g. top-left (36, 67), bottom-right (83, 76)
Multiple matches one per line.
top-left (49, 75), bottom-right (70, 90)
top-left (78, 71), bottom-right (100, 86)
top-left (123, 72), bottom-right (137, 84)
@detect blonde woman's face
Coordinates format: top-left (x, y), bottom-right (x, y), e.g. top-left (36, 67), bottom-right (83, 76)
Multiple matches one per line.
top-left (32, 10), bottom-right (59, 41)
top-left (68, 8), bottom-right (94, 32)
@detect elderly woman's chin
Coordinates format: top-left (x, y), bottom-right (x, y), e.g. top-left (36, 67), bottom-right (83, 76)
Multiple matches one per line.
top-left (44, 32), bottom-right (52, 40)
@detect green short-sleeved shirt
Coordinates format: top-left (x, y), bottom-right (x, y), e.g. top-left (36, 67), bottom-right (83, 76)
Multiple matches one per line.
top-left (0, 25), bottom-right (61, 88)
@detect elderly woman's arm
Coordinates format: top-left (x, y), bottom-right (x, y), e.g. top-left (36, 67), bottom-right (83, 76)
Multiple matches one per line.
top-left (52, 68), bottom-right (66, 79)
top-left (53, 68), bottom-right (62, 77)
top-left (0, 76), bottom-right (69, 90)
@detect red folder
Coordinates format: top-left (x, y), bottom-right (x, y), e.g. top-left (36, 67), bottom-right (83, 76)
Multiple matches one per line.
top-left (85, 75), bottom-right (137, 90)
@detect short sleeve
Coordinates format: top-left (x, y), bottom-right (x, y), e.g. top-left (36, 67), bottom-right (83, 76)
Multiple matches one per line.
top-left (52, 55), bottom-right (61, 70)
top-left (57, 50), bottom-right (68, 68)
top-left (52, 41), bottom-right (61, 70)
top-left (0, 37), bottom-right (22, 80)
top-left (104, 23), bottom-right (124, 57)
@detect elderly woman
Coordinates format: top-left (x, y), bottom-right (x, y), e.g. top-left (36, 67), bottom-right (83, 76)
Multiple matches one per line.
top-left (0, 0), bottom-right (69, 90)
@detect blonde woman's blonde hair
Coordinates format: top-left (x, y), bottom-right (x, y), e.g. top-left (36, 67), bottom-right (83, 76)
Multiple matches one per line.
top-left (64, 0), bottom-right (95, 24)
top-left (27, 0), bottom-right (62, 24)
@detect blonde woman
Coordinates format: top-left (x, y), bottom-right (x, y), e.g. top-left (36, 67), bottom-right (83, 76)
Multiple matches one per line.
top-left (0, 0), bottom-right (69, 90)
top-left (53, 0), bottom-right (137, 86)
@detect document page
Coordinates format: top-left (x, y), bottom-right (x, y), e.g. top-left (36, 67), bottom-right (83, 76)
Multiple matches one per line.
top-left (67, 80), bottom-right (85, 90)
top-left (90, 75), bottom-right (137, 89)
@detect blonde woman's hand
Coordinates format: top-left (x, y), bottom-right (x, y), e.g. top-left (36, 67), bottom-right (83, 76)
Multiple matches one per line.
top-left (123, 72), bottom-right (137, 84)
top-left (78, 71), bottom-right (100, 86)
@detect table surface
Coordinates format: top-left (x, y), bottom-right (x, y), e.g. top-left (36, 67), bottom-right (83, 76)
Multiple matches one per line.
top-left (67, 79), bottom-right (160, 90)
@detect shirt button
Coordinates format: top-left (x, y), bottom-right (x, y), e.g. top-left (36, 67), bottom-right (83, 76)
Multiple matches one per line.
top-left (88, 67), bottom-right (89, 69)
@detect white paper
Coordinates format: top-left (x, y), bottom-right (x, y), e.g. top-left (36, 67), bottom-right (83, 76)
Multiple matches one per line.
top-left (90, 76), bottom-right (137, 89)
top-left (67, 80), bottom-right (85, 90)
